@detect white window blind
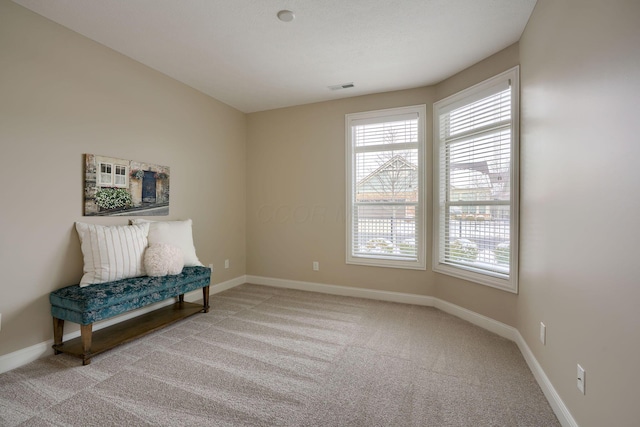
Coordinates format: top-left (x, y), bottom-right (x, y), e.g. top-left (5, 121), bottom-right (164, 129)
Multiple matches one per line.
top-left (346, 105), bottom-right (426, 270)
top-left (434, 67), bottom-right (519, 292)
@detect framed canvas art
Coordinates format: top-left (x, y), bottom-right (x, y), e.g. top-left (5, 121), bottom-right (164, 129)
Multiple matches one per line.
top-left (83, 154), bottom-right (170, 216)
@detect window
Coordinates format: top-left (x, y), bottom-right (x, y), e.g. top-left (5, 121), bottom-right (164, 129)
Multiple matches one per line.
top-left (433, 67), bottom-right (519, 292)
top-left (114, 165), bottom-right (127, 186)
top-left (99, 163), bottom-right (112, 186)
top-left (98, 162), bottom-right (128, 188)
top-left (346, 105), bottom-right (426, 270)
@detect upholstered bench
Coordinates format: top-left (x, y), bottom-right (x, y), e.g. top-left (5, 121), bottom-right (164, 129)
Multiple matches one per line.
top-left (50, 266), bottom-right (211, 365)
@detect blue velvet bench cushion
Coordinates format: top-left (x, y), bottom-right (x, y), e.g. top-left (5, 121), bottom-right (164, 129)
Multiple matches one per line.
top-left (50, 266), bottom-right (211, 325)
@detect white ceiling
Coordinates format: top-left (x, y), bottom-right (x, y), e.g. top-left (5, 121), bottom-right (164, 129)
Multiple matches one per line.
top-left (13, 0), bottom-right (537, 113)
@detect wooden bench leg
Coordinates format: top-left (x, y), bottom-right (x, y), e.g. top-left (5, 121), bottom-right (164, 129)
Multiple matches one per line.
top-left (203, 285), bottom-right (210, 313)
top-left (52, 317), bottom-right (64, 355)
top-left (178, 294), bottom-right (185, 303)
top-left (81, 324), bottom-right (93, 365)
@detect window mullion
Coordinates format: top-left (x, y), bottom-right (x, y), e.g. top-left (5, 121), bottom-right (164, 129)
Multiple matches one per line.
top-left (446, 200), bottom-right (509, 207)
top-left (443, 121), bottom-right (511, 145)
top-left (354, 142), bottom-right (417, 153)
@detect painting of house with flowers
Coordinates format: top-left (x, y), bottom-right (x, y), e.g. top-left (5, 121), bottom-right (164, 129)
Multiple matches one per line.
top-left (83, 154), bottom-right (170, 216)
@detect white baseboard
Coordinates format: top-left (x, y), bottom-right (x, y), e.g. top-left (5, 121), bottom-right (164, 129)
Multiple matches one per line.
top-left (514, 332), bottom-right (578, 427)
top-left (0, 275), bottom-right (245, 375)
top-left (208, 275), bottom-right (246, 295)
top-left (247, 275), bottom-right (577, 427)
top-left (0, 340), bottom-right (52, 375)
top-left (432, 298), bottom-right (518, 341)
top-left (246, 275), bottom-right (436, 306)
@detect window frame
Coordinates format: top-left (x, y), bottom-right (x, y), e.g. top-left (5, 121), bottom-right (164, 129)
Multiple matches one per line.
top-left (346, 104), bottom-right (427, 270)
top-left (97, 162), bottom-right (129, 188)
top-left (114, 164), bottom-right (128, 187)
top-left (433, 67), bottom-right (519, 293)
top-left (98, 162), bottom-right (113, 186)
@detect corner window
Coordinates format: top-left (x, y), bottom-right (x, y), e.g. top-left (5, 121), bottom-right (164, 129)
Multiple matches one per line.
top-left (433, 67), bottom-right (519, 292)
top-left (346, 105), bottom-right (426, 270)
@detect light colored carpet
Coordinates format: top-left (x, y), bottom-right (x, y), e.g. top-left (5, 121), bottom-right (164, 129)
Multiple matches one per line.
top-left (0, 284), bottom-right (560, 426)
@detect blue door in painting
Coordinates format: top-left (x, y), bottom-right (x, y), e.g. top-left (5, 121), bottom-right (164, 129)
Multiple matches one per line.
top-left (142, 171), bottom-right (156, 203)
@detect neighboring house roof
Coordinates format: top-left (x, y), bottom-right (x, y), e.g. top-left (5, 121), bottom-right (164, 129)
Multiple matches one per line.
top-left (450, 161), bottom-right (510, 200)
top-left (357, 155), bottom-right (417, 195)
top-left (450, 167), bottom-right (491, 190)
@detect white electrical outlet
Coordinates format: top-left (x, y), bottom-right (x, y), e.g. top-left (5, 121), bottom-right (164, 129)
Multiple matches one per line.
top-left (540, 322), bottom-right (546, 345)
top-left (224, 259), bottom-right (229, 269)
top-left (208, 263), bottom-right (213, 271)
top-left (313, 261), bottom-right (319, 271)
top-left (577, 364), bottom-right (586, 394)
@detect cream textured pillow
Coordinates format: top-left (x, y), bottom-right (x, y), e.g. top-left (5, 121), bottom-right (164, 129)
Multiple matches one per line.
top-left (144, 243), bottom-right (184, 276)
top-left (130, 219), bottom-right (203, 266)
top-left (75, 222), bottom-right (150, 287)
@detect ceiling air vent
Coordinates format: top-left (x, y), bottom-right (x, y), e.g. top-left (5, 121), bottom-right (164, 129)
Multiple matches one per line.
top-left (328, 82), bottom-right (355, 91)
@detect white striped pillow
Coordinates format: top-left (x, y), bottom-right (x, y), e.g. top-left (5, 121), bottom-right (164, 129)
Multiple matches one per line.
top-left (75, 222), bottom-right (150, 287)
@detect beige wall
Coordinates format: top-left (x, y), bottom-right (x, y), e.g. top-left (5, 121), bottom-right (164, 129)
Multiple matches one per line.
top-left (0, 0), bottom-right (246, 356)
top-left (519, 0), bottom-right (640, 425)
top-left (246, 88), bottom-right (437, 296)
top-left (246, 45), bottom-right (519, 326)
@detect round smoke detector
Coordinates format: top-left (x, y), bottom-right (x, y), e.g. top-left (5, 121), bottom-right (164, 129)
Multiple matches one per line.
top-left (277, 10), bottom-right (295, 22)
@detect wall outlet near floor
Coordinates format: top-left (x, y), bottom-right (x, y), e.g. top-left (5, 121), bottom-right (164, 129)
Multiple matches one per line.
top-left (208, 263), bottom-right (214, 271)
top-left (313, 261), bottom-right (319, 271)
top-left (224, 259), bottom-right (229, 269)
top-left (540, 322), bottom-right (546, 345)
top-left (577, 364), bottom-right (586, 394)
